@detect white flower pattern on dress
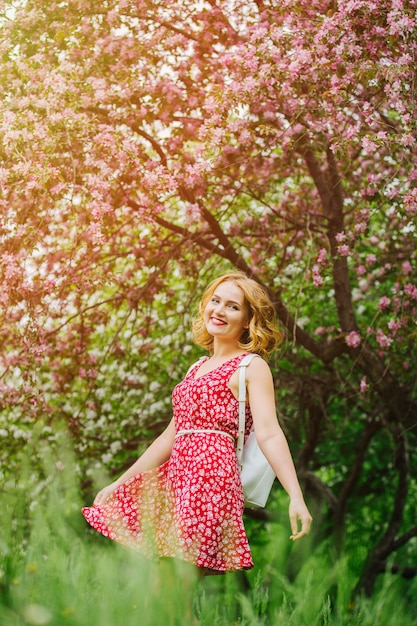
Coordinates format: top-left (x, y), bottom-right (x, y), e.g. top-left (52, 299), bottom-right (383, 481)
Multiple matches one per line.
top-left (82, 354), bottom-right (254, 572)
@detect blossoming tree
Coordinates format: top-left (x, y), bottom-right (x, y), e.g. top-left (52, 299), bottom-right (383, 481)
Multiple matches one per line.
top-left (0, 0), bottom-right (416, 595)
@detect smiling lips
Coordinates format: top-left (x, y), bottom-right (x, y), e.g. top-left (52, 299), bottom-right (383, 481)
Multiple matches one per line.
top-left (210, 317), bottom-right (227, 326)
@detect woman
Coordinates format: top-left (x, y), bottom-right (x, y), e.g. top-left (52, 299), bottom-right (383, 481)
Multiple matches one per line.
top-left (82, 272), bottom-right (312, 575)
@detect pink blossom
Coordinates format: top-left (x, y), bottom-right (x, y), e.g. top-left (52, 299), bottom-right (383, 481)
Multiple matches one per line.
top-left (0, 0), bottom-right (416, 438)
top-left (404, 284), bottom-right (417, 300)
top-left (386, 186), bottom-right (399, 199)
top-left (404, 190), bottom-right (417, 215)
top-left (360, 377), bottom-right (367, 393)
top-left (50, 183), bottom-right (65, 196)
top-left (184, 164), bottom-right (203, 186)
top-left (387, 11), bottom-right (415, 36)
top-left (362, 137), bottom-right (378, 154)
top-left (346, 331), bottom-right (361, 348)
top-left (185, 203), bottom-right (201, 225)
top-left (344, 126), bottom-right (359, 139)
top-left (400, 134), bottom-right (415, 147)
top-left (378, 296), bottom-right (391, 311)
top-left (3, 254), bottom-right (21, 281)
top-left (388, 319), bottom-right (402, 332)
top-left (312, 264), bottom-right (323, 287)
top-left (317, 248), bottom-right (327, 264)
top-left (401, 261), bottom-right (412, 275)
top-left (337, 244), bottom-right (350, 257)
top-left (354, 222), bottom-right (367, 234)
top-left (238, 130), bottom-right (252, 145)
top-left (376, 329), bottom-right (392, 348)
top-left (85, 223), bottom-right (105, 246)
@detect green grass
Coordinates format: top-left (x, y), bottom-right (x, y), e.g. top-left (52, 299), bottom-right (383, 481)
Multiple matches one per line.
top-left (1, 431), bottom-right (416, 626)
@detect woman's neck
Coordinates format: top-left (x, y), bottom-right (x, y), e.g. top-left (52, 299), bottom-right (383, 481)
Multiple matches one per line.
top-left (210, 342), bottom-right (245, 361)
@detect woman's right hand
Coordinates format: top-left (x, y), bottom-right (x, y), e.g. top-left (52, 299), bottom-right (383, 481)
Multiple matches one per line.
top-left (93, 482), bottom-right (120, 506)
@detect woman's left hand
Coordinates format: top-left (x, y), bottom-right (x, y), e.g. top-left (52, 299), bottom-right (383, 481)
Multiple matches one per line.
top-left (289, 497), bottom-right (313, 541)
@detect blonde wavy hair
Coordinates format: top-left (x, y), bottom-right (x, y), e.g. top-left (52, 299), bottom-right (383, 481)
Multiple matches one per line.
top-left (192, 272), bottom-right (283, 359)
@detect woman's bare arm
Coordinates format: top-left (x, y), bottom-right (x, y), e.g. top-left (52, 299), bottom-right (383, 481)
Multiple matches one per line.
top-left (93, 417), bottom-right (176, 505)
top-left (247, 358), bottom-right (313, 540)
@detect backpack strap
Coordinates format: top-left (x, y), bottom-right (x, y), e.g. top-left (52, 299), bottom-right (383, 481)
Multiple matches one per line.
top-left (236, 354), bottom-right (259, 469)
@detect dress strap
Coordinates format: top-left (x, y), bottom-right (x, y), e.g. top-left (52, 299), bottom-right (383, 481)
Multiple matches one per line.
top-left (175, 429), bottom-right (235, 443)
top-left (185, 356), bottom-right (208, 377)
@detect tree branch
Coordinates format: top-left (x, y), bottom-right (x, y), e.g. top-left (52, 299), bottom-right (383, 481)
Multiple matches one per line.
top-left (300, 143), bottom-right (358, 333)
top-left (299, 144), bottom-right (333, 212)
top-left (349, 341), bottom-right (417, 434)
top-left (295, 383), bottom-right (328, 472)
top-left (198, 205), bottom-right (254, 273)
top-left (269, 293), bottom-right (347, 362)
top-left (375, 425), bottom-right (409, 558)
top-left (127, 197), bottom-right (348, 363)
top-left (333, 418), bottom-right (381, 552)
top-left (126, 198), bottom-right (232, 259)
top-left (389, 525), bottom-right (417, 553)
top-left (303, 471), bottom-right (338, 510)
top-left (355, 425), bottom-right (410, 596)
top-left (130, 125), bottom-right (168, 167)
top-left (336, 418), bottom-right (381, 518)
top-left (157, 20), bottom-right (199, 42)
top-left (387, 564), bottom-right (417, 580)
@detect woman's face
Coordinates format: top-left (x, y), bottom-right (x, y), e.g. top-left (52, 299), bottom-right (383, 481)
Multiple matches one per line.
top-left (203, 281), bottom-right (249, 343)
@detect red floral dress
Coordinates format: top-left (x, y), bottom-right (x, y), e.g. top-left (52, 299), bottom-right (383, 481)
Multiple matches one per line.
top-left (82, 354), bottom-right (254, 572)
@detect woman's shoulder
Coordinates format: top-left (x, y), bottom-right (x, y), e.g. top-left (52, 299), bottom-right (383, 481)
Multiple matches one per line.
top-left (245, 353), bottom-right (272, 377)
top-left (185, 355), bottom-right (208, 376)
top-left (245, 355), bottom-right (275, 396)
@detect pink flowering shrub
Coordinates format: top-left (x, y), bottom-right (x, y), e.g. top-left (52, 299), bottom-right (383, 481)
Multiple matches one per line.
top-left (346, 331), bottom-right (361, 349)
top-left (0, 0), bottom-right (416, 597)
